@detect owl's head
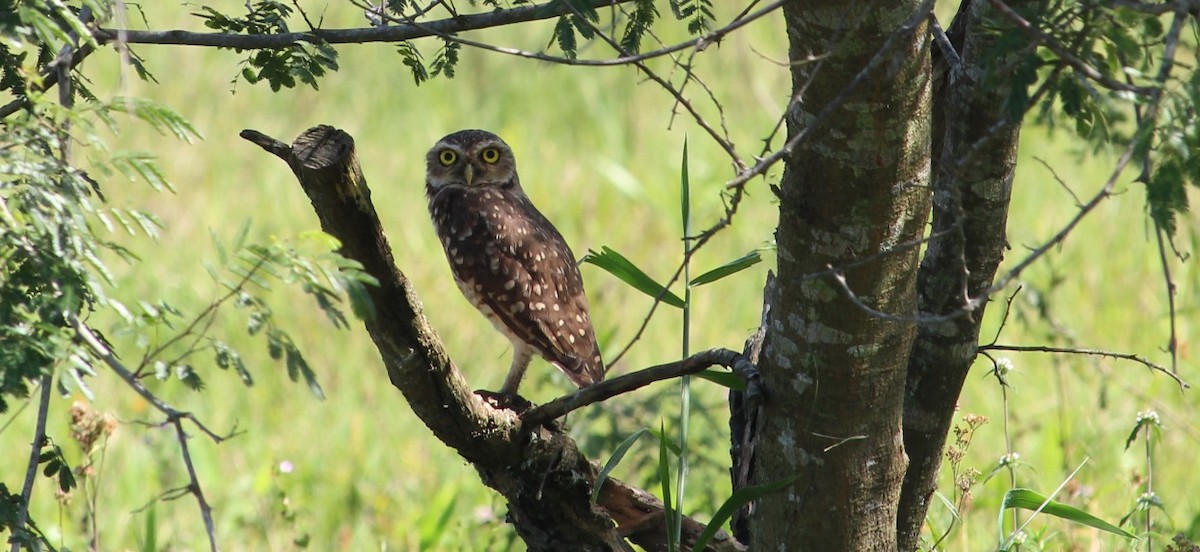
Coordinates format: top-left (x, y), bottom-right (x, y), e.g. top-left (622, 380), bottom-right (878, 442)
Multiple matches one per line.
top-left (426, 129), bottom-right (519, 190)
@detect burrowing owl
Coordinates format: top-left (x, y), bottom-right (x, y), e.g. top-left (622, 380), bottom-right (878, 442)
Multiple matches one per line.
top-left (425, 129), bottom-right (604, 398)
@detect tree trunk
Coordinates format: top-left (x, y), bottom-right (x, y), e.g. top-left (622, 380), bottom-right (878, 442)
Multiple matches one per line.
top-left (897, 0), bottom-right (1024, 547)
top-left (749, 2), bottom-right (931, 549)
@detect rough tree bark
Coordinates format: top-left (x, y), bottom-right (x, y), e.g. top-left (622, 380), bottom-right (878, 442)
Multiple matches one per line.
top-left (898, 0), bottom-right (1025, 547)
top-left (749, 1), bottom-right (932, 549)
top-left (242, 125), bottom-right (747, 552)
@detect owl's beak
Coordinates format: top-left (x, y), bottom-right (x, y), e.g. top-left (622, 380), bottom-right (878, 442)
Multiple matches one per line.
top-left (463, 164), bottom-right (475, 187)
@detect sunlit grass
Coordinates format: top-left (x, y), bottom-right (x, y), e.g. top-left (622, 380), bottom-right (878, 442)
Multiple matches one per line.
top-left (1, 2), bottom-right (1197, 550)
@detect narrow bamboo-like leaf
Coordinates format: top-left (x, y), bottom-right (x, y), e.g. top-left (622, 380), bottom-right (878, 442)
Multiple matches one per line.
top-left (648, 427), bottom-right (683, 457)
top-left (690, 250), bottom-right (763, 286)
top-left (692, 475), bottom-right (800, 551)
top-left (658, 420), bottom-right (678, 552)
top-left (694, 369), bottom-right (746, 391)
top-left (582, 246), bottom-right (685, 308)
top-left (1001, 488), bottom-right (1136, 539)
top-left (681, 137), bottom-right (690, 236)
top-left (591, 428), bottom-right (650, 502)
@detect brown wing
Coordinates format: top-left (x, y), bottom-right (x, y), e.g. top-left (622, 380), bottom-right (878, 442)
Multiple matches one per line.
top-left (429, 184), bottom-right (604, 387)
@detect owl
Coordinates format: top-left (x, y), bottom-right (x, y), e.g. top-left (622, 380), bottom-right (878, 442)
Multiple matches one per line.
top-left (425, 129), bottom-right (604, 399)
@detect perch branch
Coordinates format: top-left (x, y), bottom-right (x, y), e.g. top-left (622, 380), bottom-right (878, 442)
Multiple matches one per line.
top-left (523, 348), bottom-right (743, 427)
top-left (243, 124), bottom-right (744, 552)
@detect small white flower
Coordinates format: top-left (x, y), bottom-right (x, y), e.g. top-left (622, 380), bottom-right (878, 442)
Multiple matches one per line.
top-left (995, 357), bottom-right (1015, 377)
top-left (279, 460), bottom-right (294, 474)
top-left (1136, 410), bottom-right (1160, 425)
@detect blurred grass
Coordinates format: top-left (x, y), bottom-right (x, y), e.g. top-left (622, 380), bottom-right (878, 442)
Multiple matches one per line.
top-left (1, 2), bottom-right (1197, 550)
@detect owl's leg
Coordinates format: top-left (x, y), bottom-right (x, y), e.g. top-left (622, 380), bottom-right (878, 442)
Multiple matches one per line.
top-left (499, 344), bottom-right (534, 397)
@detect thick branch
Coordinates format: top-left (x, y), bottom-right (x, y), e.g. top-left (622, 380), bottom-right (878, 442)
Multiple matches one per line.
top-left (94, 0), bottom-right (631, 49)
top-left (243, 125), bottom-right (743, 552)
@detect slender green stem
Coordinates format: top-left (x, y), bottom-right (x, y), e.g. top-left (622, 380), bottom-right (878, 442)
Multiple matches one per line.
top-left (1002, 381), bottom-right (1019, 546)
top-left (1144, 423), bottom-right (1153, 550)
top-left (673, 140), bottom-right (692, 550)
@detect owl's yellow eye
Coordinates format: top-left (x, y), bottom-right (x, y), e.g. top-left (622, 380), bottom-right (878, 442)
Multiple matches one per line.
top-left (438, 150), bottom-right (457, 166)
top-left (481, 148), bottom-right (500, 164)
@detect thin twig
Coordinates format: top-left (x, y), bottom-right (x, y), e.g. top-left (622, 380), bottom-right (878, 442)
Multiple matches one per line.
top-left (136, 255), bottom-right (269, 377)
top-left (1033, 157), bottom-right (1082, 207)
top-left (172, 417), bottom-right (220, 552)
top-left (978, 344), bottom-right (1188, 388)
top-left (1153, 225), bottom-right (1179, 376)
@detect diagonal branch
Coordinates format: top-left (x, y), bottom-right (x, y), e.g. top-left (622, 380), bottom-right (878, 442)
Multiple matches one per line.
top-left (242, 124), bottom-right (745, 552)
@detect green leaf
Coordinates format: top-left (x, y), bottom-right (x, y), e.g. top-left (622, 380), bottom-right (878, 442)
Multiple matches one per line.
top-left (680, 137), bottom-right (690, 236)
top-left (582, 246), bottom-right (684, 308)
top-left (690, 251), bottom-right (763, 287)
top-left (142, 504), bottom-right (158, 552)
top-left (592, 428), bottom-right (650, 502)
top-left (552, 16), bottom-right (577, 60)
top-left (648, 427), bottom-right (683, 457)
top-left (1000, 488), bottom-right (1136, 540)
top-left (694, 369), bottom-right (745, 391)
top-left (658, 419), bottom-right (677, 552)
top-left (692, 475), bottom-right (799, 551)
top-left (418, 484), bottom-right (459, 550)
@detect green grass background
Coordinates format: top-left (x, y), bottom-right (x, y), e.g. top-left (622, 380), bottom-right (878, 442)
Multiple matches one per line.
top-left (2, 3), bottom-right (1198, 550)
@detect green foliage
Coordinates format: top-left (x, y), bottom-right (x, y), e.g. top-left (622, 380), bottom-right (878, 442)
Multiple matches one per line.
top-left (669, 0), bottom-right (713, 35)
top-left (36, 439), bottom-right (76, 493)
top-left (396, 38), bottom-right (461, 85)
top-left (194, 1), bottom-right (339, 91)
top-left (999, 488), bottom-right (1136, 544)
top-left (0, 96), bottom-right (195, 412)
top-left (982, 1), bottom-right (1200, 243)
top-left (582, 246), bottom-right (685, 308)
top-left (547, 0), bottom-right (599, 60)
top-left (620, 0), bottom-right (660, 54)
top-left (592, 428), bottom-right (651, 502)
top-left (689, 250), bottom-right (762, 287)
top-left (692, 475), bottom-right (798, 551)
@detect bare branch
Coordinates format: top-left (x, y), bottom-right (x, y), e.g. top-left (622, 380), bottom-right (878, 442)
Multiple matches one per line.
top-left (93, 0), bottom-right (634, 49)
top-left (375, 0), bottom-right (782, 70)
top-left (11, 375), bottom-right (52, 552)
top-left (171, 417), bottom-right (220, 552)
top-left (1153, 225), bottom-right (1180, 376)
top-left (523, 348), bottom-right (742, 427)
top-left (978, 343), bottom-right (1188, 388)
